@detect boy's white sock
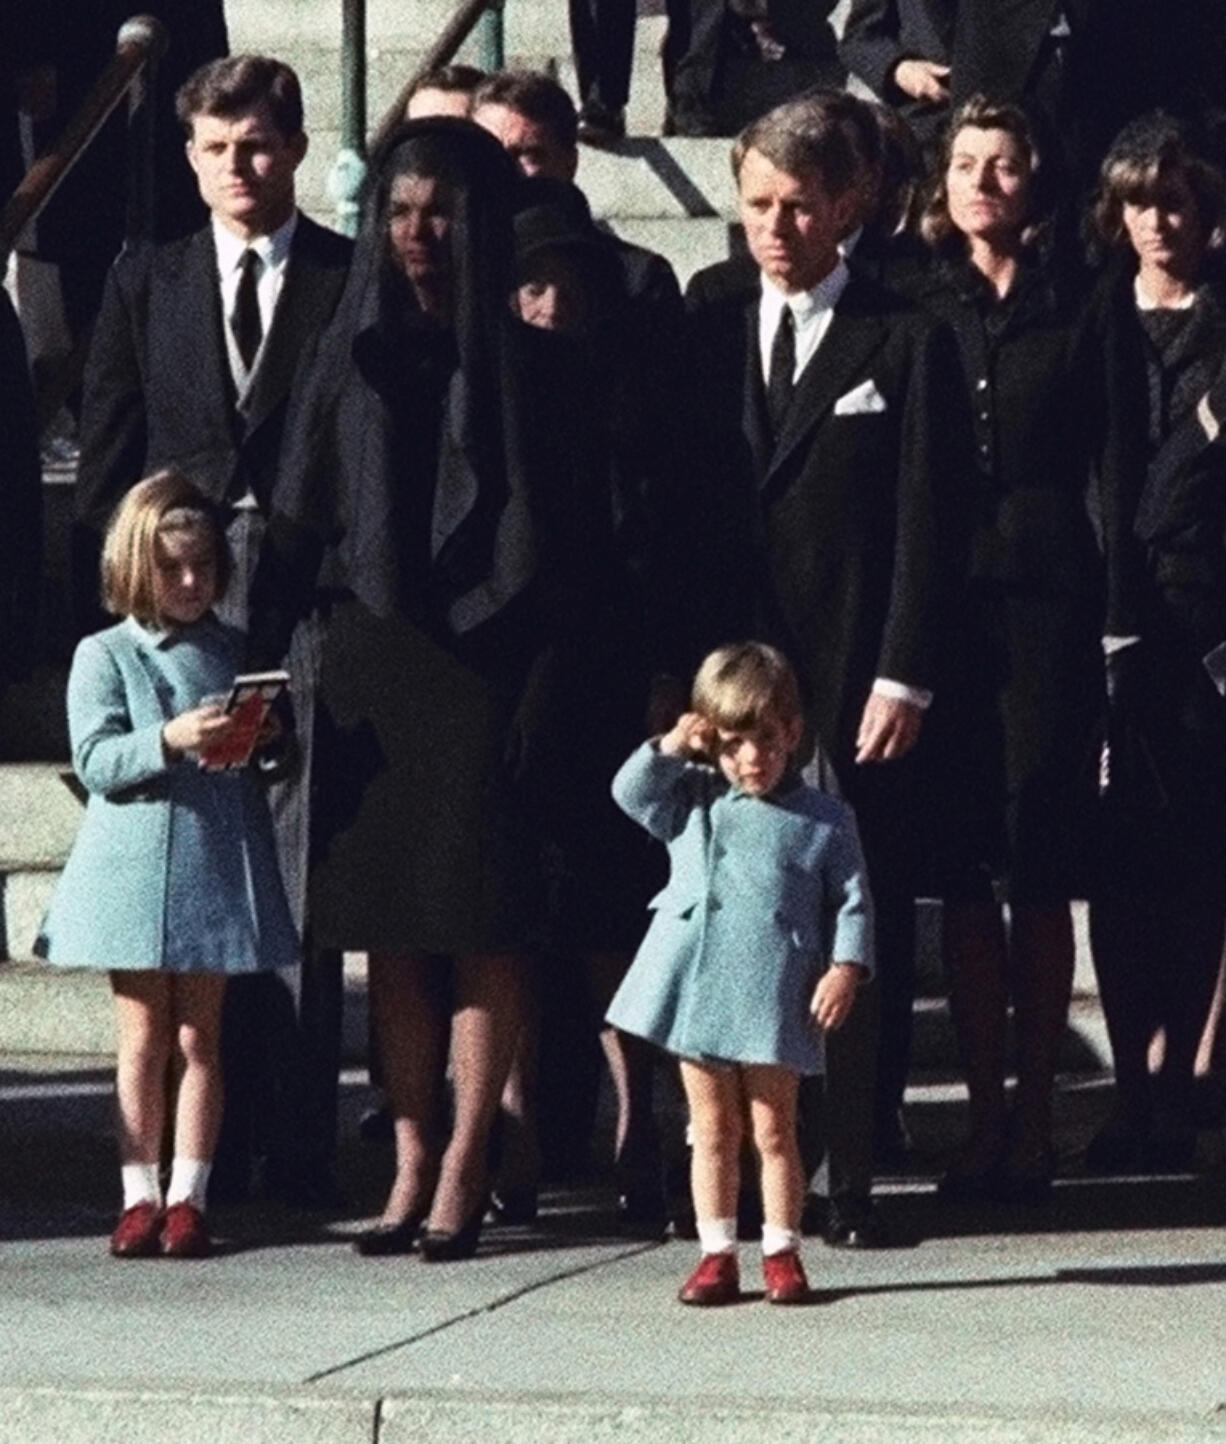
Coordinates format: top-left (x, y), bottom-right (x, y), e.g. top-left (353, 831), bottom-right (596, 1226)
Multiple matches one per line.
top-left (695, 1216), bottom-right (738, 1255)
top-left (761, 1223), bottom-right (801, 1257)
top-left (165, 1158), bottom-right (212, 1211)
top-left (121, 1162), bottom-right (163, 1211)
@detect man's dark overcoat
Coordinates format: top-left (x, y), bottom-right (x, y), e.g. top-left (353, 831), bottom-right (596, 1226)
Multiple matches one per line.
top-left (684, 254), bottom-right (953, 787)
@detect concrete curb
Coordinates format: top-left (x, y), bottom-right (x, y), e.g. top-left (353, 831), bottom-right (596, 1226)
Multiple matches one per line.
top-left (0, 1385), bottom-right (375, 1444)
top-left (2, 1385), bottom-right (1224, 1444)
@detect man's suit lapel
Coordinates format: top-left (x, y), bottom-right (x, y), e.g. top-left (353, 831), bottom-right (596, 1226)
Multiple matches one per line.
top-left (175, 230), bottom-right (237, 429)
top-left (762, 283), bottom-right (887, 495)
top-left (243, 219), bottom-right (335, 434)
top-left (741, 297), bottom-right (774, 483)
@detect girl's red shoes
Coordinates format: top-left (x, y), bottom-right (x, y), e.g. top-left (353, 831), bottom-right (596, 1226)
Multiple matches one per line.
top-left (109, 1202), bottom-right (163, 1258)
top-left (160, 1202), bottom-right (212, 1258)
top-left (762, 1250), bottom-right (810, 1304)
top-left (678, 1252), bottom-right (740, 1305)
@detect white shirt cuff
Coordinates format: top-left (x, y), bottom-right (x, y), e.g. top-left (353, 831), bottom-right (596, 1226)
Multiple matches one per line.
top-left (872, 678), bottom-right (932, 709)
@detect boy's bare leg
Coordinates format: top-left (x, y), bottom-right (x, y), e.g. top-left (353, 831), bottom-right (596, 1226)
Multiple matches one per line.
top-left (679, 1060), bottom-right (743, 1223)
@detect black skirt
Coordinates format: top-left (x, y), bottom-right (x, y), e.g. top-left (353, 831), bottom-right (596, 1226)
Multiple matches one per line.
top-left (924, 582), bottom-right (1102, 902)
top-left (308, 599), bottom-right (542, 955)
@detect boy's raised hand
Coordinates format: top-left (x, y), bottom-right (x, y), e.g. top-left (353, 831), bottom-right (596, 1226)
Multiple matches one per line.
top-left (658, 711), bottom-right (717, 761)
top-left (811, 962), bottom-right (864, 1031)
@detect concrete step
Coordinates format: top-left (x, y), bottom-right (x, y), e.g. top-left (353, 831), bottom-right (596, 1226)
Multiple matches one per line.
top-left (908, 993), bottom-right (1112, 1078)
top-left (0, 960), bottom-right (114, 1055)
top-left (0, 763), bottom-right (81, 874)
top-left (0, 953), bottom-right (372, 1062)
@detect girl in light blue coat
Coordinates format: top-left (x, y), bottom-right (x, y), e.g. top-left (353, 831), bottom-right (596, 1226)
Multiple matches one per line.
top-left (607, 643), bottom-right (873, 1306)
top-left (37, 472), bottom-right (297, 1260)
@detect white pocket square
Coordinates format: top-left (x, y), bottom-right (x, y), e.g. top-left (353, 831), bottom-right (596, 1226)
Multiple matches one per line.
top-left (833, 379), bottom-right (888, 415)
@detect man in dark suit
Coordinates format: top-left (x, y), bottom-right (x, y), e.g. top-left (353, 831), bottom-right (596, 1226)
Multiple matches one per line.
top-left (685, 95), bottom-right (951, 1245)
top-left (75, 54), bottom-right (353, 1207)
top-left (76, 55), bottom-right (350, 542)
top-left (839, 0), bottom-right (955, 148)
top-left (950, 0), bottom-right (1176, 189)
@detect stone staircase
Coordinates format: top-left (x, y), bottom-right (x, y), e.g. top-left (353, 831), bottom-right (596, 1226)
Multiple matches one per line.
top-left (227, 0), bottom-right (743, 285)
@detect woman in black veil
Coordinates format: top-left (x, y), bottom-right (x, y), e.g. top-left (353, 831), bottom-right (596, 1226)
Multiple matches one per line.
top-left (251, 119), bottom-right (607, 1259)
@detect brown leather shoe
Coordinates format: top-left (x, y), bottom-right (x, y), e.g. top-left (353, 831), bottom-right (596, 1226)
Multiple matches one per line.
top-left (160, 1202), bottom-right (211, 1258)
top-left (762, 1249), bottom-right (810, 1304)
top-left (110, 1202), bottom-right (163, 1258)
top-left (678, 1252), bottom-right (739, 1306)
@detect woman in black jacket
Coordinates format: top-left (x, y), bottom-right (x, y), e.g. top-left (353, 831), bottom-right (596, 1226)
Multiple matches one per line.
top-left (916, 95), bottom-right (1101, 1201)
top-left (1081, 113), bottom-right (1226, 1173)
top-left (251, 120), bottom-right (609, 1259)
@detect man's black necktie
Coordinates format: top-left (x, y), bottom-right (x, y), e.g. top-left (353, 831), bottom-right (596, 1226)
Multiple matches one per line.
top-left (234, 248), bottom-right (263, 371)
top-left (766, 305), bottom-right (795, 435)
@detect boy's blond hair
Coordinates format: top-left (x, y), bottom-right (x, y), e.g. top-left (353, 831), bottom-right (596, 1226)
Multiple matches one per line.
top-left (101, 470), bottom-right (231, 626)
top-left (691, 642), bottom-right (802, 732)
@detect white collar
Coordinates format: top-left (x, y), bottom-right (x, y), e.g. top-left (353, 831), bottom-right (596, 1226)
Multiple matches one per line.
top-left (211, 210), bottom-right (298, 275)
top-left (759, 258), bottom-right (850, 325)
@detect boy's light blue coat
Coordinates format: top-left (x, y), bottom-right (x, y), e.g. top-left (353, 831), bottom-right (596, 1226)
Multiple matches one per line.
top-left (606, 742), bottom-right (873, 1074)
top-left (36, 616), bottom-right (298, 973)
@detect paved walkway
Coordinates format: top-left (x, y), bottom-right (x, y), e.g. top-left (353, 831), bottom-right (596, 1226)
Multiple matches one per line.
top-left (2, 1057), bottom-right (1224, 1443)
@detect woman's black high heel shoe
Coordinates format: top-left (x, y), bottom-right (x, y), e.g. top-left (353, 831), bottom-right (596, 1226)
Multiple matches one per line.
top-left (419, 1201), bottom-right (486, 1262)
top-left (352, 1209), bottom-right (426, 1256)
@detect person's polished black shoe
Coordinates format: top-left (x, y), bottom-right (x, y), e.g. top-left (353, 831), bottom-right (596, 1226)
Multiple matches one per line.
top-left (577, 101), bottom-right (625, 145)
top-left (823, 1195), bottom-right (891, 1249)
top-left (419, 1202), bottom-right (486, 1262)
top-left (353, 1211), bottom-right (425, 1256)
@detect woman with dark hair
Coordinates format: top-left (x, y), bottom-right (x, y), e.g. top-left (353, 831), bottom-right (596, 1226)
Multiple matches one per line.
top-left (486, 177), bottom-right (676, 1226)
top-left (915, 95), bottom-right (1101, 1201)
top-left (1081, 112), bottom-right (1226, 1173)
top-left (250, 119), bottom-right (607, 1259)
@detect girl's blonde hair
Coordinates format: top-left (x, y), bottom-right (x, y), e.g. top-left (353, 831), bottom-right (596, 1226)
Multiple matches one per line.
top-left (101, 470), bottom-right (231, 625)
top-left (691, 641), bottom-right (802, 732)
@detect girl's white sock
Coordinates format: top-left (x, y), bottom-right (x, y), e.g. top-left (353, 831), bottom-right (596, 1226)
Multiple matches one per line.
top-left (121, 1162), bottom-right (163, 1211)
top-left (695, 1216), bottom-right (738, 1255)
top-left (165, 1158), bottom-right (212, 1211)
top-left (761, 1223), bottom-right (801, 1257)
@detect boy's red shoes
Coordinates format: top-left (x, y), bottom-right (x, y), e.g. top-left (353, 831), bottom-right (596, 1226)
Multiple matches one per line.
top-left (161, 1202), bottom-right (212, 1258)
top-left (678, 1251), bottom-right (739, 1305)
top-left (762, 1249), bottom-right (810, 1304)
top-left (109, 1202), bottom-right (163, 1258)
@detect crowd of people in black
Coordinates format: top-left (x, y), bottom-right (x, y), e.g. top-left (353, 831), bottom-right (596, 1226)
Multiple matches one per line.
top-left (4, 12), bottom-right (1226, 1277)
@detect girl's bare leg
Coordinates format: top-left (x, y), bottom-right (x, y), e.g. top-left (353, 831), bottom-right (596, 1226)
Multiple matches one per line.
top-left (110, 972), bottom-right (174, 1165)
top-left (170, 973), bottom-right (229, 1162)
